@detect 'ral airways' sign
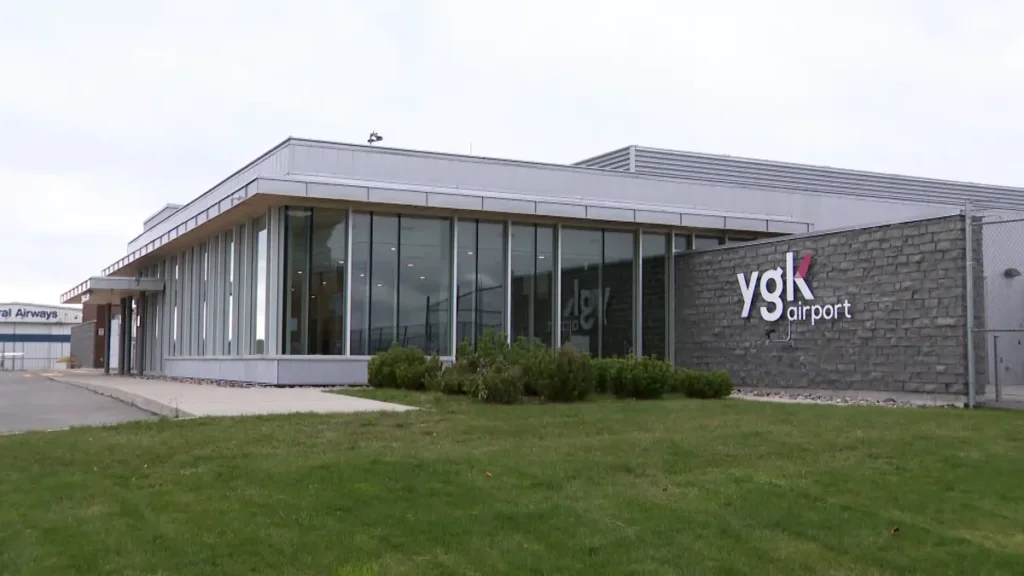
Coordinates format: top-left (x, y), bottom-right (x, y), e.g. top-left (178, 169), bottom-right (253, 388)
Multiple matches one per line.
top-left (0, 307), bottom-right (65, 323)
top-left (737, 252), bottom-right (851, 325)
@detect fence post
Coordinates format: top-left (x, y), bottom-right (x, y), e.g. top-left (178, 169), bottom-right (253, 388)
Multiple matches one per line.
top-left (965, 200), bottom-right (976, 408)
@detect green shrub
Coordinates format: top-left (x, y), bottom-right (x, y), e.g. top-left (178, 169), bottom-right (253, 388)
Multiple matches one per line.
top-left (538, 344), bottom-right (595, 402)
top-left (467, 361), bottom-right (524, 404)
top-left (367, 344), bottom-right (429, 390)
top-left (612, 356), bottom-right (675, 400)
top-left (423, 354), bottom-right (444, 391)
top-left (677, 369), bottom-right (733, 399)
top-left (592, 357), bottom-right (623, 394)
top-left (507, 337), bottom-right (557, 396)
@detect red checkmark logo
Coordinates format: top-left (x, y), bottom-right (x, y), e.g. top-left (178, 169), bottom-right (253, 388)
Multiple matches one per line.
top-left (796, 253), bottom-right (812, 279)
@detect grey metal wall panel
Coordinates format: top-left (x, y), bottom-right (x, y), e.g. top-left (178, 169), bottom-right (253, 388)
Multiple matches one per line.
top-left (635, 210), bottom-right (681, 226)
top-left (286, 141), bottom-right (944, 236)
top-left (586, 206), bottom-right (633, 222)
top-left (277, 358), bottom-right (370, 385)
top-left (573, 146), bottom-right (632, 171)
top-left (368, 187), bottom-right (428, 206)
top-left (632, 146), bottom-right (1024, 211)
top-left (163, 357), bottom-right (279, 384)
top-left (308, 183), bottom-right (369, 201)
top-left (537, 202), bottom-right (586, 218)
top-left (680, 214), bottom-right (726, 229)
top-left (769, 221), bottom-right (812, 234)
top-left (256, 178), bottom-right (307, 197)
top-left (724, 217), bottom-right (768, 232)
top-left (483, 197), bottom-right (535, 214)
top-left (428, 193), bottom-right (484, 210)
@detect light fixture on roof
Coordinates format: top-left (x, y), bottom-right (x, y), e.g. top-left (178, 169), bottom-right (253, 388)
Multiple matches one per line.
top-left (367, 131), bottom-right (383, 145)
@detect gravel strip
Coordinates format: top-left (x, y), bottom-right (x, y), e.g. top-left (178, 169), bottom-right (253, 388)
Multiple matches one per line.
top-left (731, 388), bottom-right (962, 408)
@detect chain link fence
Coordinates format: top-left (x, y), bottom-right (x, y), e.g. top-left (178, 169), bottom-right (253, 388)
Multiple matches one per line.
top-left (966, 203), bottom-right (1024, 404)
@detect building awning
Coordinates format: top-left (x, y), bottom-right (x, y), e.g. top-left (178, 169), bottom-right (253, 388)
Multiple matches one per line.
top-left (61, 277), bottom-right (164, 305)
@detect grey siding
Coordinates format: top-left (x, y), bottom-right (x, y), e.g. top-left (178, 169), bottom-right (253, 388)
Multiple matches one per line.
top-left (631, 146), bottom-right (1024, 211)
top-left (573, 146), bottom-right (632, 171)
top-left (70, 321), bottom-right (95, 368)
top-left (675, 215), bottom-right (987, 396)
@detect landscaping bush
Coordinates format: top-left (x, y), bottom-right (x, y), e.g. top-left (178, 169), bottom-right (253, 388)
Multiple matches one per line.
top-left (537, 344), bottom-right (595, 402)
top-left (611, 356), bottom-right (675, 400)
top-left (591, 357), bottom-right (623, 394)
top-left (676, 369), bottom-right (733, 399)
top-left (367, 344), bottom-right (430, 390)
top-left (423, 354), bottom-right (444, 392)
top-left (466, 360), bottom-right (524, 404)
top-left (507, 337), bottom-right (556, 396)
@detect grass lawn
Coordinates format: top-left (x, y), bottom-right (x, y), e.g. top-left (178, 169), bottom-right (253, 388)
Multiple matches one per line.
top-left (1, 392), bottom-right (1022, 575)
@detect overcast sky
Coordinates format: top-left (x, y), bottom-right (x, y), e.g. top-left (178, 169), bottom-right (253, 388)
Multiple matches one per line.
top-left (2, 0), bottom-right (1022, 305)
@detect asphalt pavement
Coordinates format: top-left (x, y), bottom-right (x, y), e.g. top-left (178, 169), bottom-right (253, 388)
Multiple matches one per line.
top-left (0, 370), bottom-right (154, 434)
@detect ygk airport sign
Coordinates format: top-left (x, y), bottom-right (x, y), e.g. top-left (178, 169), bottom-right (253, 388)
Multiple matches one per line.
top-left (737, 252), bottom-right (851, 325)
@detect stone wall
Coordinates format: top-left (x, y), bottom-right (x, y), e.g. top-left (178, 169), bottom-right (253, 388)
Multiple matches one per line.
top-left (675, 215), bottom-right (987, 396)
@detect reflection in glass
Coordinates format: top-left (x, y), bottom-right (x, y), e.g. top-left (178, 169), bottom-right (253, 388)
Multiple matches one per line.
top-left (693, 235), bottom-right (724, 250)
top-left (309, 208), bottom-right (348, 355)
top-left (603, 231), bottom-right (634, 357)
top-left (200, 243), bottom-right (208, 355)
top-left (457, 220), bottom-right (506, 347)
top-left (558, 228), bottom-right (635, 358)
top-left (641, 233), bottom-right (668, 359)
top-left (226, 230), bottom-right (234, 354)
top-left (399, 217), bottom-right (451, 355)
top-left (171, 255), bottom-right (179, 356)
top-left (349, 214), bottom-right (371, 355)
top-left (560, 228), bottom-right (602, 356)
top-left (284, 208), bottom-right (311, 354)
top-left (349, 213), bottom-right (452, 355)
top-left (253, 216), bottom-right (268, 354)
top-left (510, 224), bottom-right (554, 346)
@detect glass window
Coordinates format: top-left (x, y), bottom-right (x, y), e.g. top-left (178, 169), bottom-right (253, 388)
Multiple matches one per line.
top-left (226, 230), bottom-right (234, 355)
top-left (457, 220), bottom-right (506, 347)
top-left (171, 255), bottom-right (178, 356)
top-left (511, 224), bottom-right (555, 347)
top-left (603, 231), bottom-right (634, 357)
top-left (641, 233), bottom-right (668, 359)
top-left (283, 208), bottom-right (312, 354)
top-left (369, 214), bottom-right (399, 354)
top-left (200, 243), bottom-right (208, 355)
top-left (309, 208), bottom-right (348, 355)
top-left (560, 228), bottom-right (602, 356)
top-left (559, 228), bottom-right (635, 358)
top-left (399, 217), bottom-right (452, 355)
top-left (349, 213), bottom-right (453, 356)
top-left (350, 213), bottom-right (372, 355)
top-left (252, 216), bottom-right (268, 354)
top-left (693, 235), bottom-right (725, 250)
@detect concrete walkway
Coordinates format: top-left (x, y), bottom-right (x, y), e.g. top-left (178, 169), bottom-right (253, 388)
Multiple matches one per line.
top-left (41, 373), bottom-right (414, 418)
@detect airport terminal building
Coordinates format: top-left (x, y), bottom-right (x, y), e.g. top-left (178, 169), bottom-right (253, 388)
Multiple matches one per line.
top-left (62, 138), bottom-right (1021, 395)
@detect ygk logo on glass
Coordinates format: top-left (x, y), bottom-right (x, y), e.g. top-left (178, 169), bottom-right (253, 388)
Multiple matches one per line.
top-left (737, 252), bottom-right (851, 325)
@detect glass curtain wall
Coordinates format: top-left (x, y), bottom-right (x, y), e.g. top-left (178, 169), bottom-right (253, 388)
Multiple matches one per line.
top-left (510, 224), bottom-right (555, 346)
top-left (252, 217), bottom-right (268, 354)
top-left (559, 228), bottom-right (634, 358)
top-left (456, 220), bottom-right (506, 347)
top-left (286, 209), bottom-right (452, 356)
top-left (641, 233), bottom-right (669, 359)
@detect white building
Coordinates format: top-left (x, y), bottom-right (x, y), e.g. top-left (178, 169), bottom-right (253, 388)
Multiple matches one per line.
top-left (0, 303), bottom-right (83, 371)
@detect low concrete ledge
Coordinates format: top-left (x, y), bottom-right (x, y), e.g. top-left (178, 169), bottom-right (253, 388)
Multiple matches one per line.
top-left (46, 375), bottom-right (195, 418)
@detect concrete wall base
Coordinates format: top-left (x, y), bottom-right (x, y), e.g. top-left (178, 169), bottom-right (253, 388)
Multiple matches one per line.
top-left (163, 355), bottom-right (453, 385)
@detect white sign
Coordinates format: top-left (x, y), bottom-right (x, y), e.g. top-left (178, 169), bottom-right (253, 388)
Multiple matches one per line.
top-left (0, 305), bottom-right (81, 324)
top-left (562, 279), bottom-right (610, 332)
top-left (737, 252), bottom-right (851, 325)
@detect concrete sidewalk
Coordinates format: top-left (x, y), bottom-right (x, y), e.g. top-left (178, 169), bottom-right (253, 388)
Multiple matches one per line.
top-left (42, 373), bottom-right (414, 418)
